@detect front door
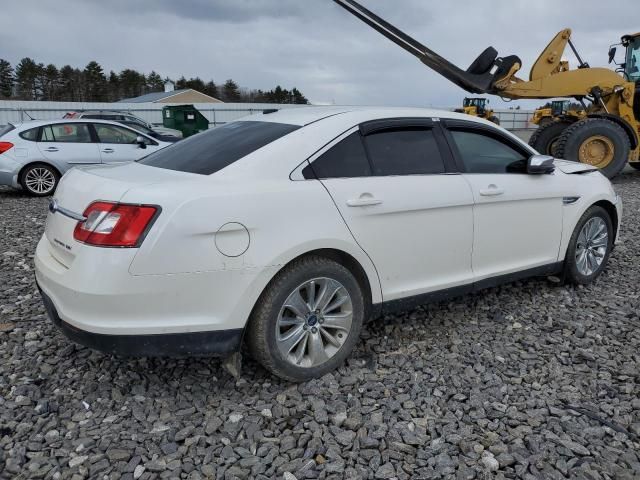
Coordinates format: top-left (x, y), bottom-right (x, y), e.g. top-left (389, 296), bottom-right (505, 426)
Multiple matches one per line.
top-left (92, 123), bottom-right (158, 163)
top-left (444, 123), bottom-right (564, 282)
top-left (308, 120), bottom-right (475, 302)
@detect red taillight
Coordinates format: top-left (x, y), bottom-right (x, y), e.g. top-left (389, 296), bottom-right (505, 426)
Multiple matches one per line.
top-left (73, 202), bottom-right (159, 248)
top-left (0, 142), bottom-right (14, 154)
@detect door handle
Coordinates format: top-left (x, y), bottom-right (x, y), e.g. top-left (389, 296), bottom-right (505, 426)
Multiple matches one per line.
top-left (347, 195), bottom-right (383, 207)
top-left (102, 149), bottom-right (114, 153)
top-left (479, 185), bottom-right (505, 197)
top-left (44, 147), bottom-right (58, 152)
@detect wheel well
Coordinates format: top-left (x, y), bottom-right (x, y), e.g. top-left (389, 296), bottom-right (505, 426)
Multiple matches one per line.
top-left (587, 113), bottom-right (638, 150)
top-left (594, 200), bottom-right (619, 242)
top-left (296, 249), bottom-right (375, 315)
top-left (18, 162), bottom-right (61, 185)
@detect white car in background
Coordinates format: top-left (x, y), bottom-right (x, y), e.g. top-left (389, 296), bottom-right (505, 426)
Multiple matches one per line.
top-left (64, 110), bottom-right (183, 140)
top-left (0, 119), bottom-right (172, 196)
top-left (34, 107), bottom-right (621, 381)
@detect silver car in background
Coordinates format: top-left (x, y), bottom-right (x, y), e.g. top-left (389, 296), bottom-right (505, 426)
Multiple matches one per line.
top-left (0, 119), bottom-right (172, 196)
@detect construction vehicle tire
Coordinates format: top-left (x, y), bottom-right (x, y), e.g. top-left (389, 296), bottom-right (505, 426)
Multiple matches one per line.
top-left (538, 117), bottom-right (554, 128)
top-left (555, 118), bottom-right (630, 179)
top-left (488, 116), bottom-right (500, 125)
top-left (529, 120), bottom-right (573, 157)
top-left (629, 163), bottom-right (640, 171)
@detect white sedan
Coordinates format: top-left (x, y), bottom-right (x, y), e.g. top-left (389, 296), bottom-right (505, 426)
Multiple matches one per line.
top-left (34, 107), bottom-right (622, 381)
top-left (0, 119), bottom-right (172, 196)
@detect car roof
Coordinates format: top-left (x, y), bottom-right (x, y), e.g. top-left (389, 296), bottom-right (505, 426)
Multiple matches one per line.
top-left (243, 106), bottom-right (493, 127)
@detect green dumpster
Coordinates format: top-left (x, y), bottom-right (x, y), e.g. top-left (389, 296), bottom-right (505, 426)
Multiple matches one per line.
top-left (162, 105), bottom-right (209, 138)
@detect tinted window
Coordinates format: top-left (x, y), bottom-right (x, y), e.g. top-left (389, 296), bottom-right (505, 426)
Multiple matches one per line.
top-left (0, 124), bottom-right (15, 138)
top-left (42, 123), bottom-right (92, 143)
top-left (83, 114), bottom-right (115, 120)
top-left (19, 127), bottom-right (38, 141)
top-left (122, 122), bottom-right (156, 136)
top-left (305, 132), bottom-right (370, 179)
top-left (139, 121), bottom-right (299, 175)
top-left (450, 129), bottom-right (527, 174)
top-left (95, 124), bottom-right (140, 144)
top-left (364, 128), bottom-right (445, 176)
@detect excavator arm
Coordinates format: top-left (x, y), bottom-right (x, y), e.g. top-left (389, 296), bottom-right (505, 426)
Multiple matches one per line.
top-left (332, 0), bottom-right (522, 94)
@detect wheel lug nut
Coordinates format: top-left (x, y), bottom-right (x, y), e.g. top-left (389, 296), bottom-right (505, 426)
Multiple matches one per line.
top-left (303, 325), bottom-right (308, 330)
top-left (311, 327), bottom-right (318, 334)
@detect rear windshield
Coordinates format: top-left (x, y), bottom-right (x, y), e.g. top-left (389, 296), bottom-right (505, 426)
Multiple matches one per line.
top-left (0, 124), bottom-right (15, 138)
top-left (139, 121), bottom-right (300, 175)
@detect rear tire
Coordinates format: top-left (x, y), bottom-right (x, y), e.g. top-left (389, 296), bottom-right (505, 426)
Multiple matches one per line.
top-left (529, 120), bottom-right (572, 157)
top-left (564, 206), bottom-right (613, 285)
top-left (537, 117), bottom-right (554, 128)
top-left (247, 256), bottom-right (365, 382)
top-left (488, 116), bottom-right (501, 125)
top-left (20, 163), bottom-right (60, 197)
top-left (554, 118), bottom-right (630, 179)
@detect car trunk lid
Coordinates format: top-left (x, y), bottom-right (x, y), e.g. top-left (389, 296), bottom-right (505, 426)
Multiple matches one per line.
top-left (44, 163), bottom-right (189, 267)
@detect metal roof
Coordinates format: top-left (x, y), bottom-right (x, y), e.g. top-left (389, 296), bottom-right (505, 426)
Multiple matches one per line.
top-left (117, 89), bottom-right (192, 103)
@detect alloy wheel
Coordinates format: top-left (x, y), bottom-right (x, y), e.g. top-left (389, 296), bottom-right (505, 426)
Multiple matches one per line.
top-left (575, 217), bottom-right (609, 276)
top-left (276, 277), bottom-right (353, 368)
top-left (24, 167), bottom-right (56, 195)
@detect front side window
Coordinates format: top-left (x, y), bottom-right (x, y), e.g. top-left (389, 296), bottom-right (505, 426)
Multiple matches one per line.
top-left (94, 124), bottom-right (140, 144)
top-left (450, 129), bottom-right (528, 174)
top-left (304, 132), bottom-right (371, 179)
top-left (42, 123), bottom-right (92, 143)
top-left (364, 128), bottom-right (445, 176)
top-left (139, 121), bottom-right (300, 175)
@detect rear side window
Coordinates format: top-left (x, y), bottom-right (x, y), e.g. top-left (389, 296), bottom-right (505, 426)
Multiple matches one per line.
top-left (364, 128), bottom-right (445, 176)
top-left (0, 124), bottom-right (15, 138)
top-left (41, 123), bottom-right (93, 143)
top-left (19, 127), bottom-right (39, 141)
top-left (140, 121), bottom-right (299, 175)
top-left (304, 132), bottom-right (371, 179)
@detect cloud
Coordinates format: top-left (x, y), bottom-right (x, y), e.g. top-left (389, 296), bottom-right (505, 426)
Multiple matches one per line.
top-left (1, 0), bottom-right (636, 108)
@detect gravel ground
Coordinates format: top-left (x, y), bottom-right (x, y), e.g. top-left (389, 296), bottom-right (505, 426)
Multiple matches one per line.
top-left (1, 173), bottom-right (639, 480)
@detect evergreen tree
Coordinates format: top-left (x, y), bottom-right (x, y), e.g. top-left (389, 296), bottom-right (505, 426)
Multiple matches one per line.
top-left (107, 71), bottom-right (121, 102)
top-left (83, 61), bottom-right (107, 101)
top-left (0, 59), bottom-right (14, 98)
top-left (204, 80), bottom-right (219, 99)
top-left (15, 57), bottom-right (41, 100)
top-left (40, 64), bottom-right (60, 101)
top-left (222, 79), bottom-right (241, 102)
top-left (146, 71), bottom-right (164, 92)
top-left (119, 69), bottom-right (146, 99)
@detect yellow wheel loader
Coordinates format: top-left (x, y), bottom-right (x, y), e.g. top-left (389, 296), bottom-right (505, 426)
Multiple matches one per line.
top-left (455, 97), bottom-right (500, 125)
top-left (530, 100), bottom-right (586, 156)
top-left (333, 0), bottom-right (640, 178)
top-left (532, 100), bottom-right (584, 127)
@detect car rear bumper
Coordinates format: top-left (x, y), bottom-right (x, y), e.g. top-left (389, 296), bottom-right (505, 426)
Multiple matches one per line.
top-left (33, 234), bottom-right (274, 356)
top-left (38, 285), bottom-right (242, 356)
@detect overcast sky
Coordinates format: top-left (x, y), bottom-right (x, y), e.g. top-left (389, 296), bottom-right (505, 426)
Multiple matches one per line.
top-left (1, 0), bottom-right (636, 108)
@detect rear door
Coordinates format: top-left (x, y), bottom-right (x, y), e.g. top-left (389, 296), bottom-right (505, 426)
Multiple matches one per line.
top-left (442, 120), bottom-right (564, 282)
top-left (37, 123), bottom-right (101, 165)
top-left (309, 118), bottom-right (475, 303)
top-left (93, 123), bottom-right (161, 163)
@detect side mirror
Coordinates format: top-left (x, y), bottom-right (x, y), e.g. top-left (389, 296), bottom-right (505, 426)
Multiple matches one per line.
top-left (136, 136), bottom-right (147, 149)
top-left (527, 154), bottom-right (555, 175)
top-left (608, 46), bottom-right (617, 64)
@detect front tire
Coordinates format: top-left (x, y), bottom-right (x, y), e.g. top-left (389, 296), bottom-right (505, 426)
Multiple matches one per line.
top-left (247, 256), bottom-right (365, 382)
top-left (529, 120), bottom-right (572, 157)
top-left (20, 163), bottom-right (59, 197)
top-left (564, 206), bottom-right (613, 285)
top-left (554, 118), bottom-right (630, 179)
